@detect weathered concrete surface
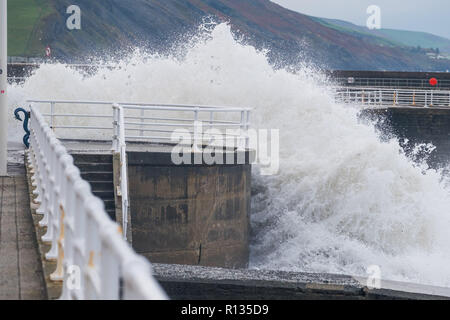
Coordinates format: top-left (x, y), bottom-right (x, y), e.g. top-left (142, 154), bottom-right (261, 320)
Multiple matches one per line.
top-left (0, 163), bottom-right (46, 300)
top-left (128, 149), bottom-right (252, 269)
top-left (153, 264), bottom-right (450, 300)
top-left (360, 107), bottom-right (450, 168)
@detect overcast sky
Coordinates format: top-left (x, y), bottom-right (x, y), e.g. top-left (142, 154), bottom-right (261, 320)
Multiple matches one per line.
top-left (272, 0), bottom-right (450, 39)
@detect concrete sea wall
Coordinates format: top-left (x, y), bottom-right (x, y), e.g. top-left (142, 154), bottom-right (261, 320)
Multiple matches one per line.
top-left (127, 149), bottom-right (252, 269)
top-left (360, 107), bottom-right (450, 168)
top-left (153, 264), bottom-right (450, 300)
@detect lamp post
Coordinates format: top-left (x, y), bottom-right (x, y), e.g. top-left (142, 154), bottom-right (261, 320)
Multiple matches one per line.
top-left (0, 0), bottom-right (7, 176)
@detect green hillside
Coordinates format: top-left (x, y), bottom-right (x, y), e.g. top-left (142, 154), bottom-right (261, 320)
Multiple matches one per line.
top-left (377, 29), bottom-right (450, 53)
top-left (8, 0), bottom-right (55, 56)
top-left (314, 17), bottom-right (450, 54)
top-left (5, 0), bottom-right (450, 71)
top-left (310, 17), bottom-right (399, 47)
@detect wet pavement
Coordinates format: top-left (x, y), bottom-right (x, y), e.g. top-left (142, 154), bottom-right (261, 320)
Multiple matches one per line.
top-left (0, 149), bottom-right (46, 300)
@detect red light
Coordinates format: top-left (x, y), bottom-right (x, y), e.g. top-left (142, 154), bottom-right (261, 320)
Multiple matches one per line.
top-left (430, 78), bottom-right (438, 86)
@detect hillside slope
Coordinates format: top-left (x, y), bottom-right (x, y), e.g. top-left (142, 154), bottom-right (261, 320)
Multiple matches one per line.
top-left (7, 0), bottom-right (450, 71)
top-left (7, 0), bottom-right (55, 56)
top-left (315, 17), bottom-right (450, 55)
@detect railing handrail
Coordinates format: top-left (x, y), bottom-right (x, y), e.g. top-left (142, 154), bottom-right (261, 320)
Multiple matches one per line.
top-left (334, 86), bottom-right (450, 94)
top-left (333, 77), bottom-right (450, 89)
top-left (335, 86), bottom-right (450, 108)
top-left (28, 105), bottom-right (167, 300)
top-left (26, 99), bottom-right (252, 111)
top-left (28, 100), bottom-right (252, 145)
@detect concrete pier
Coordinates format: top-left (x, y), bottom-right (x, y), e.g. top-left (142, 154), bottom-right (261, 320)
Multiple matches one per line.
top-left (0, 157), bottom-right (46, 300)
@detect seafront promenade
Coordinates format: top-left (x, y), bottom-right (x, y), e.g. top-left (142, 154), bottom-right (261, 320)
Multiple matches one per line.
top-left (0, 154), bottom-right (46, 299)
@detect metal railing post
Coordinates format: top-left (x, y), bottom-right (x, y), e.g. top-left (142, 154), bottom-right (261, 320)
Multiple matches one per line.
top-left (193, 108), bottom-right (201, 152)
top-left (246, 110), bottom-right (251, 149)
top-left (50, 102), bottom-right (55, 130)
top-left (209, 111), bottom-right (213, 130)
top-left (140, 108), bottom-right (144, 137)
top-left (111, 104), bottom-right (130, 241)
top-left (118, 105), bottom-right (129, 240)
top-left (240, 111), bottom-right (245, 150)
top-left (112, 104), bottom-right (119, 152)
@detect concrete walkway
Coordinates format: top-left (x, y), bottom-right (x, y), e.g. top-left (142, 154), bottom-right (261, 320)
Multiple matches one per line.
top-left (0, 155), bottom-right (46, 300)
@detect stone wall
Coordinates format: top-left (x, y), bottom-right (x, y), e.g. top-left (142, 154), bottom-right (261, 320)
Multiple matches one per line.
top-left (360, 107), bottom-right (450, 168)
top-left (127, 150), bottom-right (252, 269)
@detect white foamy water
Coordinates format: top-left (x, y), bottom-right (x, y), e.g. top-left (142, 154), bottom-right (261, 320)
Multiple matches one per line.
top-left (7, 23), bottom-right (450, 287)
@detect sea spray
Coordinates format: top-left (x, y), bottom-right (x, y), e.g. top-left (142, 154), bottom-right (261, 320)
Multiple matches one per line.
top-left (7, 23), bottom-right (450, 287)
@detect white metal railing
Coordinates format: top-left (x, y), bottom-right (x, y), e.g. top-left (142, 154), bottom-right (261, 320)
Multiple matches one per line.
top-left (120, 103), bottom-right (251, 147)
top-left (28, 105), bottom-right (167, 300)
top-left (112, 104), bottom-right (129, 240)
top-left (334, 77), bottom-right (450, 89)
top-left (26, 100), bottom-right (251, 146)
top-left (335, 87), bottom-right (450, 108)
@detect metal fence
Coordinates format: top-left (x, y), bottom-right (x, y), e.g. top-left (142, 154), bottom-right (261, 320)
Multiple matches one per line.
top-left (27, 100), bottom-right (252, 146)
top-left (120, 103), bottom-right (251, 147)
top-left (334, 77), bottom-right (450, 89)
top-left (28, 105), bottom-right (168, 300)
top-left (7, 56), bottom-right (43, 64)
top-left (335, 87), bottom-right (450, 108)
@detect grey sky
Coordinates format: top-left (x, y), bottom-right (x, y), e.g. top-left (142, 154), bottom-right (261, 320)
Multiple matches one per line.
top-left (272, 0), bottom-right (450, 40)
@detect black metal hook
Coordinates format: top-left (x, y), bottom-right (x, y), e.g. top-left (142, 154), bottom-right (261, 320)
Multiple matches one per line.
top-left (14, 108), bottom-right (31, 148)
